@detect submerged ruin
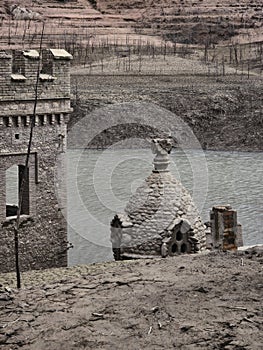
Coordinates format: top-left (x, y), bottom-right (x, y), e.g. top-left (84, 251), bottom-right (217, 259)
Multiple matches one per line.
top-left (0, 49), bottom-right (72, 272)
top-left (110, 138), bottom-right (207, 260)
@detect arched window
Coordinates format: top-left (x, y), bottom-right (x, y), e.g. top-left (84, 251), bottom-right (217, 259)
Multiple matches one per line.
top-left (6, 164), bottom-right (29, 217)
top-left (6, 165), bottom-right (18, 217)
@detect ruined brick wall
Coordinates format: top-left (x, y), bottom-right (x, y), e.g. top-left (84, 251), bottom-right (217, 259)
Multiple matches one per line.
top-left (0, 49), bottom-right (72, 273)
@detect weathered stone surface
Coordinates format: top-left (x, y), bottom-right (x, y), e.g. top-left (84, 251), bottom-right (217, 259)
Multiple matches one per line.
top-left (180, 219), bottom-right (191, 234)
top-left (50, 49), bottom-right (73, 60)
top-left (210, 205), bottom-right (240, 251)
top-left (111, 139), bottom-right (206, 258)
top-left (0, 49), bottom-right (72, 272)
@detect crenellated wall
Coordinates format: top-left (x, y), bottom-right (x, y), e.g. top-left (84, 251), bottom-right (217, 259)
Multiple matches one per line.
top-left (0, 49), bottom-right (72, 273)
top-left (0, 49), bottom-right (72, 117)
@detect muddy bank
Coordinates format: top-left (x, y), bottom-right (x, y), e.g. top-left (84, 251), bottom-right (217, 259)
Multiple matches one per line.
top-left (0, 249), bottom-right (262, 349)
top-left (70, 74), bottom-right (263, 152)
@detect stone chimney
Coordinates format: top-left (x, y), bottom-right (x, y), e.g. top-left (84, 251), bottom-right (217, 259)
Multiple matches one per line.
top-left (210, 205), bottom-right (241, 251)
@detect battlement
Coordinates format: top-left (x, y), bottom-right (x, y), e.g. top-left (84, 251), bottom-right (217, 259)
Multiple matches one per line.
top-left (0, 48), bottom-right (72, 272)
top-left (0, 49), bottom-right (73, 118)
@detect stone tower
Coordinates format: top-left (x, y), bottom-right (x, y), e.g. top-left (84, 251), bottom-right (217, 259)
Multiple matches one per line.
top-left (111, 138), bottom-right (206, 260)
top-left (0, 49), bottom-right (72, 273)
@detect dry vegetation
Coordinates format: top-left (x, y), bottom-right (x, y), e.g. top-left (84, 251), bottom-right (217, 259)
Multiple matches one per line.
top-left (0, 0), bottom-right (262, 150)
top-left (0, 0), bottom-right (262, 72)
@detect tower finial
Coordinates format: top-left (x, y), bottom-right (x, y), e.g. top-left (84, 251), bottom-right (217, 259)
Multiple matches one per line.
top-left (151, 138), bottom-right (173, 172)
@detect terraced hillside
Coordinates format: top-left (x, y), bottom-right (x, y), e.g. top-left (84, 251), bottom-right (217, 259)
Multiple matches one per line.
top-left (0, 0), bottom-right (160, 49)
top-left (0, 1), bottom-right (262, 152)
top-left (0, 0), bottom-right (262, 49)
top-left (97, 0), bottom-right (263, 44)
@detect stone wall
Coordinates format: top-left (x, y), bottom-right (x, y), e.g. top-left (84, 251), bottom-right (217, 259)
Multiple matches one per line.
top-left (0, 49), bottom-right (72, 273)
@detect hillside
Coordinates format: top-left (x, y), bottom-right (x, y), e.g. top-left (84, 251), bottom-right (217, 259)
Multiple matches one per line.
top-left (0, 0), bottom-right (262, 48)
top-left (0, 0), bottom-right (262, 151)
top-left (97, 0), bottom-right (263, 45)
top-left (0, 0), bottom-right (262, 75)
top-left (70, 73), bottom-right (263, 151)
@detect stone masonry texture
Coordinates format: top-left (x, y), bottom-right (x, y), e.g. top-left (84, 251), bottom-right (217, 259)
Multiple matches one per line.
top-left (111, 169), bottom-right (206, 258)
top-left (0, 49), bottom-right (72, 273)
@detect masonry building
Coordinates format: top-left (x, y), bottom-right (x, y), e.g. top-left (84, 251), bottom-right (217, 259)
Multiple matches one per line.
top-left (0, 49), bottom-right (72, 273)
top-left (111, 138), bottom-right (207, 260)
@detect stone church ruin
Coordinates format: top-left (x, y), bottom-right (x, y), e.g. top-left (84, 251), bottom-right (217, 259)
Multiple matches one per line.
top-left (0, 48), bottom-right (72, 273)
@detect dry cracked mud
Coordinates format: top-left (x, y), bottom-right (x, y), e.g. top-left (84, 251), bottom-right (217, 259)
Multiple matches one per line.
top-left (0, 249), bottom-right (262, 349)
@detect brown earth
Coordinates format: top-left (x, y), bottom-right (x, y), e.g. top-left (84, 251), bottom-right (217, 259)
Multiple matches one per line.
top-left (0, 249), bottom-right (262, 349)
top-left (0, 3), bottom-right (262, 348)
top-left (0, 0), bottom-right (262, 46)
top-left (0, 0), bottom-right (262, 152)
top-left (0, 1), bottom-right (262, 76)
top-left (70, 66), bottom-right (263, 151)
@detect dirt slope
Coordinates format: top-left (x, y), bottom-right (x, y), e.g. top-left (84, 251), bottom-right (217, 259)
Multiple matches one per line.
top-left (70, 70), bottom-right (263, 151)
top-left (0, 250), bottom-right (262, 349)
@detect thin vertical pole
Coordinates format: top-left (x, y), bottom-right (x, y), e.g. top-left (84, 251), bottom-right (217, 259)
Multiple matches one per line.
top-left (14, 22), bottom-right (45, 289)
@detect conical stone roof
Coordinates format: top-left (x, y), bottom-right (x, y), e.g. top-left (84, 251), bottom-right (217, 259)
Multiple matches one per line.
top-left (110, 139), bottom-right (206, 259)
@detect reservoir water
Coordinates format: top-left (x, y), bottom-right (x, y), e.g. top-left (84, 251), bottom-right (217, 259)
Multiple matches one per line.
top-left (67, 149), bottom-right (263, 265)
